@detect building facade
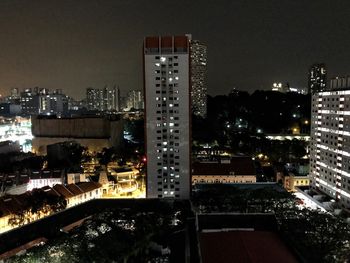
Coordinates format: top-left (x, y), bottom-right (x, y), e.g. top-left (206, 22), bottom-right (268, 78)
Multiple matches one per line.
top-left (144, 35), bottom-right (191, 199)
top-left (310, 90), bottom-right (350, 208)
top-left (308, 63), bottom-right (327, 94)
top-left (31, 115), bottom-right (124, 155)
top-left (190, 38), bottom-right (207, 118)
top-left (192, 157), bottom-right (256, 184)
top-left (86, 86), bottom-right (120, 112)
top-left (330, 76), bottom-right (350, 90)
top-left (20, 88), bottom-right (39, 115)
top-left (126, 90), bottom-right (144, 111)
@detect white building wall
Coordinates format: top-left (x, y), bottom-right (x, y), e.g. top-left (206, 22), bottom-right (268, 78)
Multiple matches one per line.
top-left (310, 90), bottom-right (350, 208)
top-left (66, 188), bottom-right (102, 208)
top-left (144, 36), bottom-right (190, 199)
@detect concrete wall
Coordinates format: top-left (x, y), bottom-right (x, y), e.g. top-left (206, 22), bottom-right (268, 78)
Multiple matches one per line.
top-left (31, 116), bottom-right (124, 155)
top-left (32, 117), bottom-right (110, 138)
top-left (32, 137), bottom-right (111, 155)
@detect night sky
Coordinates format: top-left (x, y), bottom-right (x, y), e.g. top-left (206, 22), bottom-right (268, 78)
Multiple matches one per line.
top-left (1, 0), bottom-right (350, 99)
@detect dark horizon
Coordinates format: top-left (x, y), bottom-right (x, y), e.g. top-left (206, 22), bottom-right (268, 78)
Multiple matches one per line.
top-left (1, 0), bottom-right (350, 99)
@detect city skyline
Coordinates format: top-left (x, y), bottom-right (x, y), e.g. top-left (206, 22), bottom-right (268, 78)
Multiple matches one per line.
top-left (1, 1), bottom-right (350, 99)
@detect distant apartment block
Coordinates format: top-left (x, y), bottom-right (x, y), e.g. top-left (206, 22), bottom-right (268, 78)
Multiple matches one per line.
top-left (308, 63), bottom-right (327, 94)
top-left (329, 76), bottom-right (350, 90)
top-left (126, 90), bottom-right (144, 111)
top-left (144, 35), bottom-right (191, 199)
top-left (189, 37), bottom-right (207, 117)
top-left (20, 88), bottom-right (40, 115)
top-left (86, 86), bottom-right (120, 112)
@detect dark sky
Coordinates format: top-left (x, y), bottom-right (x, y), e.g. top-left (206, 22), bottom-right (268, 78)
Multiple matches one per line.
top-left (1, 0), bottom-right (350, 99)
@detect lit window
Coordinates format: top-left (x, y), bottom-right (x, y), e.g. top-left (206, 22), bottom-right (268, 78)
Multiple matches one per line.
top-left (175, 76), bottom-right (179, 80)
top-left (160, 57), bottom-right (166, 62)
top-left (155, 63), bottom-right (160, 67)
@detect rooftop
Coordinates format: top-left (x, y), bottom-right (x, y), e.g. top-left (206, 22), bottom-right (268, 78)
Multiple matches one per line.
top-left (192, 157), bottom-right (256, 176)
top-left (199, 230), bottom-right (298, 263)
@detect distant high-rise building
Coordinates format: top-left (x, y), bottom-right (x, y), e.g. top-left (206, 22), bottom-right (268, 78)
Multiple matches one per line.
top-left (189, 38), bottom-right (207, 118)
top-left (36, 89), bottom-right (68, 116)
top-left (310, 89), bottom-right (350, 209)
top-left (86, 88), bottom-right (103, 111)
top-left (144, 35), bottom-right (191, 199)
top-left (111, 85), bottom-right (121, 112)
top-left (271, 82), bottom-right (285, 92)
top-left (126, 90), bottom-right (144, 110)
top-left (86, 86), bottom-right (120, 112)
top-left (20, 88), bottom-right (39, 115)
top-left (10, 88), bottom-right (19, 99)
top-left (308, 63), bottom-right (327, 94)
top-left (329, 76), bottom-right (350, 90)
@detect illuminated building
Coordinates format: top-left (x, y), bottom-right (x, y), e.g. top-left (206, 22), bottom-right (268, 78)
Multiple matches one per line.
top-left (0, 182), bottom-right (102, 234)
top-left (190, 38), bottom-right (207, 117)
top-left (86, 87), bottom-right (103, 111)
top-left (330, 76), bottom-right (350, 90)
top-left (20, 88), bottom-right (39, 115)
top-left (144, 35), bottom-right (191, 199)
top-left (310, 89), bottom-right (350, 208)
top-left (126, 90), bottom-right (144, 110)
top-left (38, 89), bottom-right (68, 116)
top-left (271, 82), bottom-right (292, 93)
top-left (192, 157), bottom-right (256, 184)
top-left (308, 63), bottom-right (327, 94)
top-left (10, 88), bottom-right (19, 99)
top-left (86, 86), bottom-right (120, 112)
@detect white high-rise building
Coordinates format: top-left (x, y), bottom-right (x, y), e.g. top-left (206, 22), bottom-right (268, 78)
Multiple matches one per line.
top-left (310, 89), bottom-right (350, 209)
top-left (143, 35), bottom-right (191, 199)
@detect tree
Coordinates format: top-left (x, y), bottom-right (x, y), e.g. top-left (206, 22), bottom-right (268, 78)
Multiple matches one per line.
top-left (96, 147), bottom-right (115, 166)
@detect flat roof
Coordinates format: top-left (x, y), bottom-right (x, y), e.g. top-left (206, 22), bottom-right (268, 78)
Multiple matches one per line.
top-left (199, 230), bottom-right (298, 263)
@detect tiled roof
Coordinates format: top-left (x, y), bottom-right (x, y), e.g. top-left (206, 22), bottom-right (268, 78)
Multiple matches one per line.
top-left (65, 184), bottom-right (84, 195)
top-left (52, 183), bottom-right (101, 198)
top-left (0, 182), bottom-right (102, 218)
top-left (77, 182), bottom-right (101, 193)
top-left (52, 184), bottom-right (74, 198)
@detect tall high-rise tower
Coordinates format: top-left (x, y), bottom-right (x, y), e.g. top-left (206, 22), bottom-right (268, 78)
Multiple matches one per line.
top-left (143, 36), bottom-right (191, 199)
top-left (190, 39), bottom-right (207, 118)
top-left (308, 63), bottom-right (327, 94)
